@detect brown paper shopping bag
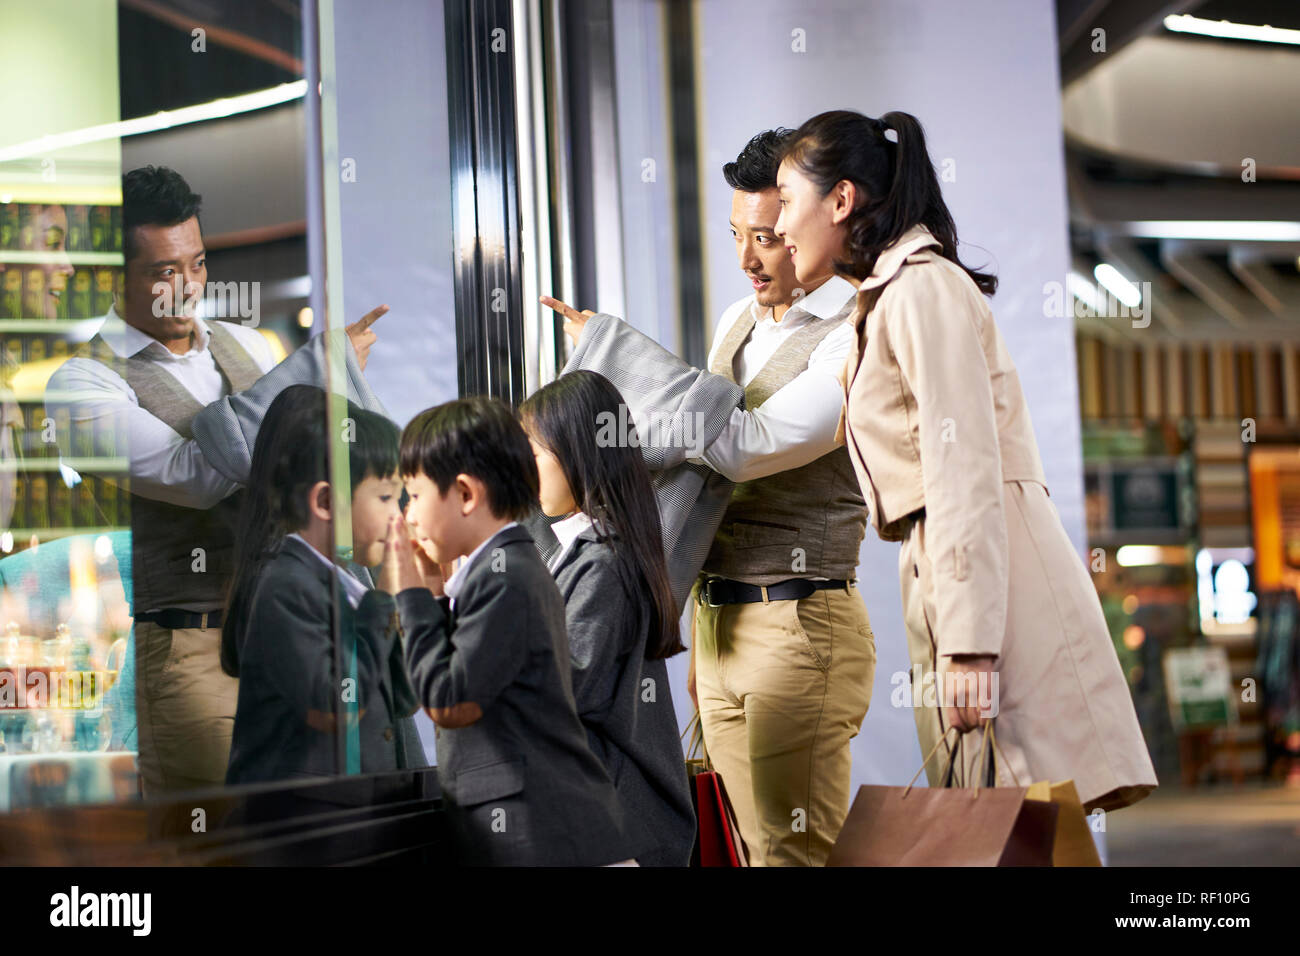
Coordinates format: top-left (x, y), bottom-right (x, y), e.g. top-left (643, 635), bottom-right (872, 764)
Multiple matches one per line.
top-left (1026, 779), bottom-right (1102, 866)
top-left (828, 723), bottom-right (1058, 866)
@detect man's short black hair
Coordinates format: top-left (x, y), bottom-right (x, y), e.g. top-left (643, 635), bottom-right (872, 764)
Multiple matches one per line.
top-left (722, 128), bottom-right (795, 192)
top-left (122, 165), bottom-right (202, 265)
top-left (400, 396), bottom-right (538, 521)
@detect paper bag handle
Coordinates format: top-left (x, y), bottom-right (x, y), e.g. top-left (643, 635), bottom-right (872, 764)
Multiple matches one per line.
top-left (682, 710), bottom-right (711, 771)
top-left (970, 720), bottom-right (1023, 798)
top-left (903, 721), bottom-right (1022, 799)
top-left (903, 726), bottom-right (959, 797)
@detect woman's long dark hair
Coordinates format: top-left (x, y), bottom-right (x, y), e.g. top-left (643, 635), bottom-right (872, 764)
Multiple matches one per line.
top-left (520, 370), bottom-right (683, 661)
top-left (780, 109), bottom-right (997, 295)
top-left (221, 384), bottom-right (399, 677)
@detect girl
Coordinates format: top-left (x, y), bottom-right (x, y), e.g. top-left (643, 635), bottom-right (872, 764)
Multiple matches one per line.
top-left (520, 370), bottom-right (696, 866)
top-left (772, 110), bottom-right (1156, 812)
top-left (222, 384), bottom-right (423, 784)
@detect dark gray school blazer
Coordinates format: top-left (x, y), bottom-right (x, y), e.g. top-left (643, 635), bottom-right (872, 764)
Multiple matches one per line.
top-left (551, 527), bottom-right (696, 867)
top-left (397, 524), bottom-right (636, 866)
top-left (226, 535), bottom-right (426, 785)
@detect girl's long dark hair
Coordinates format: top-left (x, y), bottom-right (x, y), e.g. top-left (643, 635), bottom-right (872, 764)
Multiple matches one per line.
top-left (520, 370), bottom-right (683, 661)
top-left (221, 384), bottom-right (399, 677)
top-left (781, 109), bottom-right (997, 295)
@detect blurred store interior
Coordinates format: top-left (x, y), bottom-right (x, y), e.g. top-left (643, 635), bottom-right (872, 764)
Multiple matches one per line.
top-left (1058, 0), bottom-right (1300, 864)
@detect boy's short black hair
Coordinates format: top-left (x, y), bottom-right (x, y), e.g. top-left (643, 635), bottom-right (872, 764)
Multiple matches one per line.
top-left (348, 405), bottom-right (400, 489)
top-left (122, 165), bottom-right (202, 265)
top-left (400, 396), bottom-right (538, 521)
top-left (722, 128), bottom-right (795, 192)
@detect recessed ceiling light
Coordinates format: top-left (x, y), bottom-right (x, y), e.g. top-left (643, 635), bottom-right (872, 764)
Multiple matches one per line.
top-left (1164, 14), bottom-right (1300, 46)
top-left (1094, 263), bottom-right (1142, 308)
top-left (1120, 221), bottom-right (1300, 242)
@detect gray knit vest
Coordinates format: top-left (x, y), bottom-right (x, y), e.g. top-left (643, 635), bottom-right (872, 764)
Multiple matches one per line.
top-left (703, 300), bottom-right (867, 585)
top-left (79, 322), bottom-right (264, 612)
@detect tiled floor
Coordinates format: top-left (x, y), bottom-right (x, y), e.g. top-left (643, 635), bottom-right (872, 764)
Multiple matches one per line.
top-left (1104, 783), bottom-right (1300, 866)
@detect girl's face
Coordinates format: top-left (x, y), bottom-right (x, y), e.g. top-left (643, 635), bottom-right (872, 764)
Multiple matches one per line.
top-left (774, 158), bottom-right (852, 285)
top-left (351, 472), bottom-right (402, 567)
top-left (528, 436), bottom-right (577, 518)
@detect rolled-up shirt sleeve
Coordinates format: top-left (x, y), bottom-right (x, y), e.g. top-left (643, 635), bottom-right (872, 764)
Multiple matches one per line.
top-left (46, 357), bottom-right (244, 510)
top-left (698, 323), bottom-right (850, 483)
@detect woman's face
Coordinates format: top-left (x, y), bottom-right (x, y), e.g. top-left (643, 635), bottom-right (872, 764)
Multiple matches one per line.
top-left (528, 435), bottom-right (577, 518)
top-left (774, 158), bottom-right (851, 285)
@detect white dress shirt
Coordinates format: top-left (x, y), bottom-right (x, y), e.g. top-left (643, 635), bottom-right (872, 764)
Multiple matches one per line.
top-left (287, 533), bottom-right (369, 609)
top-left (45, 306), bottom-right (277, 510)
top-left (547, 510), bottom-right (596, 572)
top-left (444, 521), bottom-right (520, 609)
top-left (698, 275), bottom-right (858, 483)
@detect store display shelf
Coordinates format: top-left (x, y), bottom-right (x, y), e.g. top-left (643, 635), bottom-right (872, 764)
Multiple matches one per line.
top-left (0, 458), bottom-right (126, 473)
top-left (0, 319), bottom-right (103, 333)
top-left (0, 750), bottom-right (138, 814)
top-left (2, 526), bottom-right (122, 544)
top-left (1086, 531), bottom-right (1193, 548)
top-left (0, 251), bottom-right (122, 266)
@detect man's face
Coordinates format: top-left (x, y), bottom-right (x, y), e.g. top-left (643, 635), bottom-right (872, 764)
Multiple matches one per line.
top-left (729, 188), bottom-right (802, 309)
top-left (403, 470), bottom-right (467, 564)
top-left (120, 216), bottom-right (206, 342)
top-left (350, 472), bottom-right (402, 567)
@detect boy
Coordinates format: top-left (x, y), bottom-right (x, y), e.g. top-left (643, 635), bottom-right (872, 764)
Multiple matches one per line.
top-left (224, 386), bottom-right (424, 784)
top-left (388, 396), bottom-right (635, 866)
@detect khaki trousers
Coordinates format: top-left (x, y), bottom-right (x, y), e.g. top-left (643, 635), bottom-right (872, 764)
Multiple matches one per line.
top-left (134, 621), bottom-right (239, 793)
top-left (694, 583), bottom-right (875, 866)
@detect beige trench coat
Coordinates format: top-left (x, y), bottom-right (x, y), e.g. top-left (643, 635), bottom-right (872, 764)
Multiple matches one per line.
top-left (837, 224), bottom-right (1157, 812)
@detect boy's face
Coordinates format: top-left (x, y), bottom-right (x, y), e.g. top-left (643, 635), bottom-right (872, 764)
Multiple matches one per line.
top-left (403, 470), bottom-right (466, 564)
top-left (351, 472), bottom-right (402, 567)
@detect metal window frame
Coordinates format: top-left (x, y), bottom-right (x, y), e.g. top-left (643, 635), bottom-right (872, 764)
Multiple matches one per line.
top-left (445, 0), bottom-right (527, 404)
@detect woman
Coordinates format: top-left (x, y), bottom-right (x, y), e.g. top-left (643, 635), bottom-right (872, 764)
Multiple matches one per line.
top-left (773, 110), bottom-right (1156, 812)
top-left (520, 370), bottom-right (696, 865)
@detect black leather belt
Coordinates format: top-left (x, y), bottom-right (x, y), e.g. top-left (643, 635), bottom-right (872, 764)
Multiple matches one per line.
top-left (135, 609), bottom-right (223, 630)
top-left (697, 576), bottom-right (854, 607)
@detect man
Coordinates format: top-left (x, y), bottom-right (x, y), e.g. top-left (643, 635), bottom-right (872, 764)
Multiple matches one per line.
top-left (544, 129), bottom-right (874, 866)
top-left (46, 165), bottom-right (398, 793)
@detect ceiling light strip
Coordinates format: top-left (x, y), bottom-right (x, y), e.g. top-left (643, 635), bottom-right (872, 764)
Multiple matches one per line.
top-left (0, 80), bottom-right (308, 164)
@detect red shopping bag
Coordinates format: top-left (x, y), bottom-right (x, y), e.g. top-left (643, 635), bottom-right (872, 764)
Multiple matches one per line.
top-left (684, 712), bottom-right (748, 867)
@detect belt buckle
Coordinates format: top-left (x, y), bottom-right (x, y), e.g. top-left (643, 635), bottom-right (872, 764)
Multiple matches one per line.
top-left (702, 577), bottom-right (724, 608)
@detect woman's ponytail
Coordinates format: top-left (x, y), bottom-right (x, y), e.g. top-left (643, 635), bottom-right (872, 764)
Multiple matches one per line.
top-left (781, 109), bottom-right (997, 296)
